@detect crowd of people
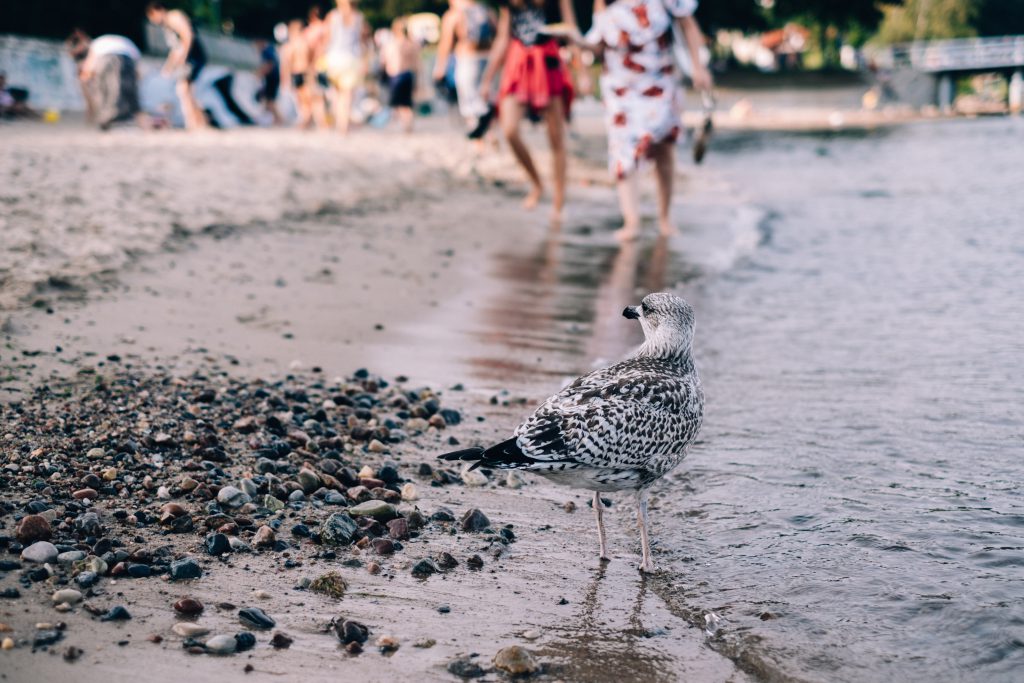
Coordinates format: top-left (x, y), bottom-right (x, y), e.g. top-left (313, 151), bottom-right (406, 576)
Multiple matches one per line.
top-left (56, 0), bottom-right (713, 240)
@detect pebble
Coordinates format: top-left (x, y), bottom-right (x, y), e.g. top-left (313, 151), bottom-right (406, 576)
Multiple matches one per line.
top-left (371, 539), bottom-right (395, 555)
top-left (169, 558), bottom-right (202, 580)
top-left (205, 533), bottom-right (231, 556)
top-left (1, 637), bottom-right (13, 651)
top-left (101, 606), bottom-right (131, 621)
top-left (493, 645), bottom-right (540, 675)
top-left (400, 483), bottom-right (418, 501)
top-left (174, 598), bottom-right (204, 616)
top-left (204, 634), bottom-right (237, 655)
top-left (448, 657), bottom-right (486, 678)
top-left (172, 623), bottom-right (210, 638)
top-left (506, 472), bottom-right (527, 489)
top-left (348, 500), bottom-right (398, 521)
top-left (252, 525), bottom-right (276, 549)
top-left (21, 541), bottom-right (59, 564)
top-left (51, 589), bottom-right (83, 605)
top-left (238, 607), bottom-right (275, 629)
top-left (263, 495), bottom-right (285, 512)
top-left (57, 551), bottom-right (86, 564)
top-left (72, 488), bottom-right (99, 501)
top-left (14, 515), bottom-right (52, 544)
top-left (234, 631), bottom-right (256, 652)
top-left (320, 513), bottom-right (358, 546)
top-left (460, 466), bottom-right (489, 487)
top-left (460, 508), bottom-right (491, 532)
top-left (76, 571), bottom-right (98, 588)
top-left (86, 447), bottom-right (105, 459)
top-left (334, 619), bottom-right (369, 644)
top-left (228, 537), bottom-right (252, 553)
top-left (270, 632), bottom-right (293, 649)
top-left (387, 518), bottom-right (410, 540)
top-left (411, 559), bottom-right (438, 578)
top-left (467, 554), bottom-right (484, 569)
top-left (376, 635), bottom-right (399, 653)
top-left (367, 439), bottom-right (387, 453)
top-left (216, 486), bottom-right (250, 508)
top-left (296, 469), bottom-right (321, 493)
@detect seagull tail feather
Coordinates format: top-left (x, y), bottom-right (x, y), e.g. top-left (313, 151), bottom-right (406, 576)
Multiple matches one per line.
top-left (438, 438), bottom-right (537, 471)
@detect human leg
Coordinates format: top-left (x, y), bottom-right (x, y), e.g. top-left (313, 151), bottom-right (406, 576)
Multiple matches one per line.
top-left (499, 95), bottom-right (543, 208)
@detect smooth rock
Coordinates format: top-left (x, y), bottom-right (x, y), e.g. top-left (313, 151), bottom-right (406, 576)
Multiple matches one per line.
top-left (75, 571), bottom-right (98, 588)
top-left (400, 483), bottom-right (418, 501)
top-left (270, 632), bottom-right (293, 649)
top-left (101, 605), bottom-right (131, 621)
top-left (411, 559), bottom-right (438, 578)
top-left (493, 645), bottom-right (540, 675)
top-left (334, 619), bottom-right (369, 644)
top-left (296, 469), bottom-right (321, 493)
top-left (448, 657), bottom-right (486, 678)
top-left (204, 634), bottom-right (237, 655)
top-left (205, 533), bottom-right (231, 556)
top-left (234, 631), bottom-right (256, 651)
top-left (228, 537), bottom-right (252, 553)
top-left (263, 495), bottom-right (284, 512)
top-left (21, 541), bottom-right (58, 564)
top-left (173, 623), bottom-right (210, 637)
top-left (174, 598), bottom-right (204, 616)
top-left (57, 551), bottom-right (86, 564)
top-left (460, 467), bottom-right (489, 487)
top-left (14, 515), bottom-right (51, 544)
top-left (460, 508), bottom-right (491, 532)
top-left (252, 525), bottom-right (276, 549)
top-left (348, 500), bottom-right (398, 521)
top-left (238, 607), bottom-right (275, 630)
top-left (387, 518), bottom-right (410, 540)
top-left (169, 558), bottom-right (202, 580)
top-left (320, 513), bottom-right (358, 546)
top-left (216, 486), bottom-right (250, 508)
top-left (52, 589), bottom-right (83, 604)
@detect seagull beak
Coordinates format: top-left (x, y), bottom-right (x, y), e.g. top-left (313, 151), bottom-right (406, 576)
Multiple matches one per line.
top-left (622, 306), bottom-right (640, 320)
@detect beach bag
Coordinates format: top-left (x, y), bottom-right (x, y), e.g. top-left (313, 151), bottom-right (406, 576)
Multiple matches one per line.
top-left (464, 5), bottom-right (496, 51)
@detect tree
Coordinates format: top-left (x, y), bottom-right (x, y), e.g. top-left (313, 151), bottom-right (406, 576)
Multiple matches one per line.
top-left (874, 0), bottom-right (977, 43)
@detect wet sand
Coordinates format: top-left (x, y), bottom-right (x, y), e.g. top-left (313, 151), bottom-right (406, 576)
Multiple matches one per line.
top-left (0, 117), bottom-right (756, 682)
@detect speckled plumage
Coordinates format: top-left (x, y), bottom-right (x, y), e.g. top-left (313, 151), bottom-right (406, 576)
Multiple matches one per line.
top-left (441, 292), bottom-right (703, 572)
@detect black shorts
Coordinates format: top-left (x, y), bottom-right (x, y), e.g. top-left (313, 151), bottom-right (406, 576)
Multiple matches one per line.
top-left (316, 72), bottom-right (329, 89)
top-left (185, 56), bottom-right (205, 83)
top-left (292, 73), bottom-right (305, 89)
top-left (388, 71), bottom-right (415, 109)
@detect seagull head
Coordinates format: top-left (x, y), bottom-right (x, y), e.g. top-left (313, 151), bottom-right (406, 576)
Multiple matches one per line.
top-left (623, 292), bottom-right (695, 360)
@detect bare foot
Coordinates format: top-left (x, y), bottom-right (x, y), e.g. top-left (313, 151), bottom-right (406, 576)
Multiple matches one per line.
top-left (523, 184), bottom-right (543, 210)
top-left (614, 222), bottom-right (640, 242)
top-left (658, 219), bottom-right (679, 237)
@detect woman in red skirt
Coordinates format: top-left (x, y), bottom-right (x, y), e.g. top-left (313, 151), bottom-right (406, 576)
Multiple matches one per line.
top-left (479, 0), bottom-right (587, 219)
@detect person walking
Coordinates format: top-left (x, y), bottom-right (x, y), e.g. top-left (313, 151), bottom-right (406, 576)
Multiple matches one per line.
top-left (478, 0), bottom-right (587, 219)
top-left (585, 0), bottom-right (711, 240)
top-left (383, 17), bottom-right (420, 133)
top-left (322, 0), bottom-right (369, 134)
top-left (433, 0), bottom-right (497, 143)
top-left (146, 1), bottom-right (209, 130)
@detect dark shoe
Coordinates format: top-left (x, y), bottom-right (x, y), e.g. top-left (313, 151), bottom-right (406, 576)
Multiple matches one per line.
top-left (467, 105), bottom-right (495, 140)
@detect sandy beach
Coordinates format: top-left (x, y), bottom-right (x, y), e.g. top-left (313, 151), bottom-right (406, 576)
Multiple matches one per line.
top-left (0, 110), bottom-right (757, 683)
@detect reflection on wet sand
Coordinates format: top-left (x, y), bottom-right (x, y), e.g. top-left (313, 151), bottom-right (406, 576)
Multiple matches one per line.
top-left (539, 563), bottom-right (681, 682)
top-left (466, 231), bottom-right (677, 387)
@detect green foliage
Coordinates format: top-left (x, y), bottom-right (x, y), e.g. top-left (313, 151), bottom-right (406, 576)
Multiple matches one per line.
top-left (875, 0), bottom-right (977, 43)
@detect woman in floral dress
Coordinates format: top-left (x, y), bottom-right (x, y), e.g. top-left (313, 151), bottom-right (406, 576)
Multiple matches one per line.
top-left (586, 0), bottom-right (711, 241)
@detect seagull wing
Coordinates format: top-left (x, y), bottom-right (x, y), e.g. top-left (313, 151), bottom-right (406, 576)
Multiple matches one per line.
top-left (513, 359), bottom-right (703, 470)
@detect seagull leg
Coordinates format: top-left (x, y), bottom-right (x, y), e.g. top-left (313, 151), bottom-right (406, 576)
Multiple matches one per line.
top-left (636, 490), bottom-right (655, 573)
top-left (593, 491), bottom-right (610, 561)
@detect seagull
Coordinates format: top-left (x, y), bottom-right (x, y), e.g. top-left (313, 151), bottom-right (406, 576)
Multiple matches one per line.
top-left (440, 292), bottom-right (704, 573)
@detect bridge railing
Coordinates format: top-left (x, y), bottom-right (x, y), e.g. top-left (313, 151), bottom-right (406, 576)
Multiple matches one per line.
top-left (869, 35), bottom-right (1024, 73)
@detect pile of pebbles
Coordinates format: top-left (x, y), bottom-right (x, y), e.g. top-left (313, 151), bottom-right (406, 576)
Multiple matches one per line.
top-left (0, 368), bottom-right (517, 658)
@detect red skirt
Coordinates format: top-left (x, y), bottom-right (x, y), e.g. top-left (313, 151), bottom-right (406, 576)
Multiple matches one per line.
top-left (498, 39), bottom-right (573, 119)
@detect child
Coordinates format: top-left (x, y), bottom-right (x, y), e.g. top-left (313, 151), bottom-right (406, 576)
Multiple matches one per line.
top-left (383, 17), bottom-right (420, 133)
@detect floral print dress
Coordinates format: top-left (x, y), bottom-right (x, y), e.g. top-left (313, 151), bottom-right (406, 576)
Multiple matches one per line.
top-left (586, 0), bottom-right (697, 179)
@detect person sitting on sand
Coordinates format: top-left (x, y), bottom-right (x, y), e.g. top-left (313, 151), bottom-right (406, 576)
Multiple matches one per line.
top-left (478, 0), bottom-right (589, 219)
top-left (584, 0), bottom-right (711, 241)
top-left (0, 72), bottom-right (37, 119)
top-left (146, 1), bottom-right (208, 130)
top-left (433, 0), bottom-right (497, 144)
top-left (77, 33), bottom-right (148, 130)
top-left (383, 17), bottom-right (420, 133)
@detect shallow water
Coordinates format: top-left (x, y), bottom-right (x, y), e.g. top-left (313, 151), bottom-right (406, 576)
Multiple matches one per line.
top-left (442, 118), bottom-right (1024, 681)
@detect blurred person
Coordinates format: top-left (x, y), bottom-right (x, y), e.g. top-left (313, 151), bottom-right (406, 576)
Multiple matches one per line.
top-left (479, 0), bottom-right (587, 218)
top-left (302, 6), bottom-right (331, 129)
top-left (77, 33), bottom-right (147, 130)
top-left (323, 0), bottom-right (369, 134)
top-left (383, 17), bottom-right (419, 133)
top-left (281, 19), bottom-right (315, 127)
top-left (254, 37), bottom-right (282, 125)
top-left (146, 1), bottom-right (208, 130)
top-left (65, 28), bottom-right (96, 121)
top-left (433, 0), bottom-right (497, 142)
top-left (584, 0), bottom-right (710, 241)
top-left (0, 72), bottom-right (37, 119)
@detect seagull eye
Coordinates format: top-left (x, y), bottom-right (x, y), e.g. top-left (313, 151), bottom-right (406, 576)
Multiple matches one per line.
top-left (641, 302), bottom-right (651, 314)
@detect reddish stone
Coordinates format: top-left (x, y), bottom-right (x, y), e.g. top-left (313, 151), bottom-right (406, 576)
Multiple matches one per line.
top-left (15, 515), bottom-right (51, 544)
